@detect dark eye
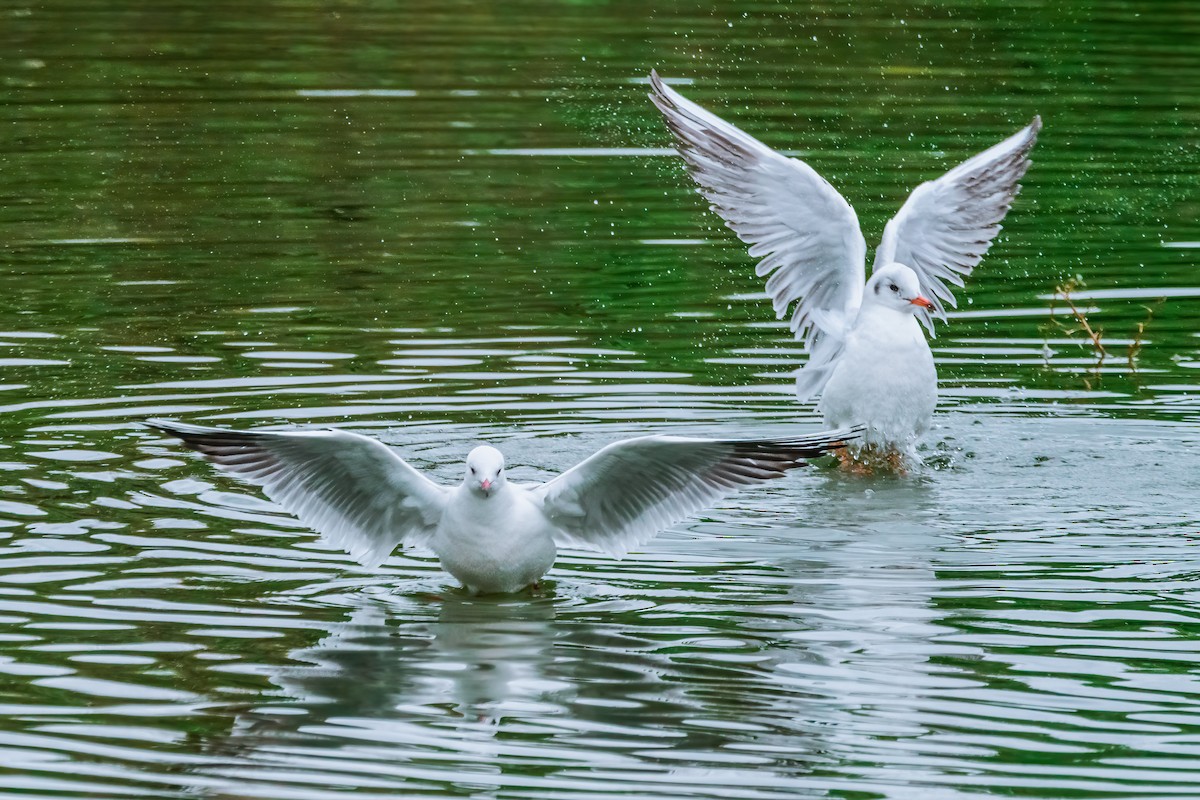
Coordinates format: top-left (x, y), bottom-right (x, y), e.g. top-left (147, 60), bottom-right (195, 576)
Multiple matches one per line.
top-left (470, 467), bottom-right (476, 474)
top-left (889, 283), bottom-right (899, 292)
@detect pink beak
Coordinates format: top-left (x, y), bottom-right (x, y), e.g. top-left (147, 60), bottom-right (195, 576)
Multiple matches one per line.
top-left (911, 296), bottom-right (934, 309)
top-left (480, 479), bottom-right (492, 492)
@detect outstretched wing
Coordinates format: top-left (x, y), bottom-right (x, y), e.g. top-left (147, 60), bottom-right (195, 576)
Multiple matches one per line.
top-left (532, 427), bottom-right (858, 556)
top-left (146, 419), bottom-right (449, 568)
top-left (649, 71), bottom-right (866, 397)
top-left (874, 117), bottom-right (1042, 332)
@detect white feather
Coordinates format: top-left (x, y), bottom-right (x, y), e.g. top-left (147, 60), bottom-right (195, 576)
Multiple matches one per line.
top-left (145, 420), bottom-right (447, 569)
top-left (648, 70), bottom-right (865, 398)
top-left (875, 117), bottom-right (1042, 334)
top-left (533, 428), bottom-right (857, 555)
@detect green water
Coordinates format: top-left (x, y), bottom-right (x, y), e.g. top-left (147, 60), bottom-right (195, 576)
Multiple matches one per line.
top-left (0, 1), bottom-right (1199, 798)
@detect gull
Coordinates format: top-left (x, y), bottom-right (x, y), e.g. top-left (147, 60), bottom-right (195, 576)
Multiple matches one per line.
top-left (146, 419), bottom-right (857, 595)
top-left (648, 71), bottom-right (1040, 466)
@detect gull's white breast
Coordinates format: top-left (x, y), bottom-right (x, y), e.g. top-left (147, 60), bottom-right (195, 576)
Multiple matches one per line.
top-left (432, 487), bottom-right (558, 595)
top-left (818, 308), bottom-right (937, 453)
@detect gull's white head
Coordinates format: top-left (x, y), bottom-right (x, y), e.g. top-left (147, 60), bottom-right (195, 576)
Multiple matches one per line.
top-left (465, 445), bottom-right (506, 498)
top-left (865, 262), bottom-right (934, 314)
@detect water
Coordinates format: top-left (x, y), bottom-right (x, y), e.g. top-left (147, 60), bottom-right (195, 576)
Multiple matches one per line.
top-left (1, 1), bottom-right (1199, 797)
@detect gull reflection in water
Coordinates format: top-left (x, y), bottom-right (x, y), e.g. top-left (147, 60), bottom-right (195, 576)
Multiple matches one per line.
top-left (233, 589), bottom-right (564, 750)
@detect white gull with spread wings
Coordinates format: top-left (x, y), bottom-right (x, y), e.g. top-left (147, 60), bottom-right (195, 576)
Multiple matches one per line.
top-left (147, 419), bottom-right (857, 594)
top-left (648, 71), bottom-right (1040, 462)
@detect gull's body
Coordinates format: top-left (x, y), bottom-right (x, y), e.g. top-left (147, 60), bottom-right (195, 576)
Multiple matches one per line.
top-left (147, 420), bottom-right (855, 594)
top-left (820, 287), bottom-right (938, 452)
top-left (649, 71), bottom-right (1040, 464)
top-left (434, 478), bottom-right (557, 594)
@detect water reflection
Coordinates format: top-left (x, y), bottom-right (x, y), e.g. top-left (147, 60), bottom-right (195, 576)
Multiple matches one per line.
top-left (267, 593), bottom-right (561, 724)
top-left (0, 411), bottom-right (1199, 798)
top-left (206, 478), bottom-right (954, 798)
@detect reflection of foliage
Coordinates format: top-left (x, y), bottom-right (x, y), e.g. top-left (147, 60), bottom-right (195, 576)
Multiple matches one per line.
top-left (1127, 298), bottom-right (1164, 372)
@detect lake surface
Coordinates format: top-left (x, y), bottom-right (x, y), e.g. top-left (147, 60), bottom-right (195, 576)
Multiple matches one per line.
top-left (1, 1), bottom-right (1199, 798)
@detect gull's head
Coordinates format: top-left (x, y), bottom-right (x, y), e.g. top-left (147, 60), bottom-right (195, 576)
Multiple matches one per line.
top-left (866, 262), bottom-right (934, 315)
top-left (465, 445), bottom-right (506, 498)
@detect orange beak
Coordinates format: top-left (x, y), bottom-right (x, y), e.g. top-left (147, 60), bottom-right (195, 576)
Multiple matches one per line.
top-left (910, 296), bottom-right (934, 309)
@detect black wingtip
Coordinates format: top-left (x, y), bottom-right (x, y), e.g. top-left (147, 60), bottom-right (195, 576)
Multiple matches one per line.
top-left (143, 417), bottom-right (251, 449)
top-left (756, 425), bottom-right (865, 463)
top-left (144, 418), bottom-right (219, 437)
top-left (811, 424), bottom-right (865, 456)
top-left (799, 424), bottom-right (865, 449)
top-left (144, 417), bottom-right (182, 435)
top-left (144, 418), bottom-right (213, 457)
top-left (647, 69), bottom-right (673, 108)
top-left (815, 425), bottom-right (862, 456)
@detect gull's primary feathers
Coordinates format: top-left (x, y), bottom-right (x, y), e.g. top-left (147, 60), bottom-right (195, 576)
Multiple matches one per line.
top-left (648, 71), bottom-right (1039, 459)
top-left (146, 419), bottom-right (857, 594)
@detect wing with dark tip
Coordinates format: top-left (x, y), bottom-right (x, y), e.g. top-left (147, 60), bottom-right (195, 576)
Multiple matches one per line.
top-left (532, 426), bottom-right (859, 556)
top-left (648, 70), bottom-right (866, 398)
top-left (145, 419), bottom-right (449, 568)
top-left (874, 117), bottom-right (1042, 332)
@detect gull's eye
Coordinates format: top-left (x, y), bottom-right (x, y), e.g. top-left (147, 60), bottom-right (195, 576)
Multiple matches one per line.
top-left (889, 283), bottom-right (899, 293)
top-left (470, 466), bottom-right (476, 474)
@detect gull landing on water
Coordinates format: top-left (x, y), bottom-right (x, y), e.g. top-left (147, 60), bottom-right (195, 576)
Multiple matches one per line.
top-left (146, 419), bottom-right (858, 595)
top-left (648, 71), bottom-right (1040, 470)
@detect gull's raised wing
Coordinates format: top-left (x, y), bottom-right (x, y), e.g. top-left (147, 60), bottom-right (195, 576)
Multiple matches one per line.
top-left (874, 117), bottom-right (1042, 332)
top-left (649, 71), bottom-right (867, 390)
top-left (533, 427), bottom-right (858, 556)
top-left (146, 419), bottom-right (449, 568)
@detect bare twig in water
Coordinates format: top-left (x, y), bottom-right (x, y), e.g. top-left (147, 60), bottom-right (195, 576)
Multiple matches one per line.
top-left (1053, 277), bottom-right (1106, 357)
top-left (1046, 278), bottom-right (1108, 359)
top-left (1043, 278), bottom-right (1168, 379)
